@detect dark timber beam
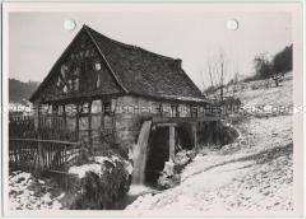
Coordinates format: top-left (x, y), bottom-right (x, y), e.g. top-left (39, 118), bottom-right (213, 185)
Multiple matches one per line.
top-left (169, 125), bottom-right (176, 161)
top-left (191, 123), bottom-right (198, 152)
top-left (155, 123), bottom-right (178, 127)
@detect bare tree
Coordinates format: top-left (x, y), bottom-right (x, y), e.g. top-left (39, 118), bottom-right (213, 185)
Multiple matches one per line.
top-left (200, 70), bottom-right (206, 94)
top-left (218, 53), bottom-right (225, 101)
top-left (207, 59), bottom-right (214, 88)
top-left (202, 51), bottom-right (229, 101)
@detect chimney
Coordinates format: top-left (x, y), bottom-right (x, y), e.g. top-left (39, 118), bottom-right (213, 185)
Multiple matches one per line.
top-left (175, 59), bottom-right (182, 68)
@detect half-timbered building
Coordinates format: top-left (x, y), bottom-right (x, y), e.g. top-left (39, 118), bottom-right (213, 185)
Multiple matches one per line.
top-left (30, 25), bottom-right (210, 181)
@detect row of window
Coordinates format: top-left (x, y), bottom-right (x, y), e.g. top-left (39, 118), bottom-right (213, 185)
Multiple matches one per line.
top-left (159, 104), bottom-right (202, 118)
top-left (39, 100), bottom-right (205, 119)
top-left (39, 100), bottom-right (112, 116)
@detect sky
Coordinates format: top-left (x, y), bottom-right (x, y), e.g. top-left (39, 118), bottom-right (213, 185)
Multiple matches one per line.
top-left (9, 5), bottom-right (292, 90)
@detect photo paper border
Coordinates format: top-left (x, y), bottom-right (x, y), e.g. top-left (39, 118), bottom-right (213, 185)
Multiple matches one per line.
top-left (1, 1), bottom-right (304, 218)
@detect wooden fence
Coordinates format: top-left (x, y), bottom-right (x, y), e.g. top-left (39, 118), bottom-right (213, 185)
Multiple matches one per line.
top-left (9, 115), bottom-right (78, 141)
top-left (9, 115), bottom-right (82, 172)
top-left (9, 116), bottom-right (37, 138)
top-left (9, 138), bottom-right (81, 172)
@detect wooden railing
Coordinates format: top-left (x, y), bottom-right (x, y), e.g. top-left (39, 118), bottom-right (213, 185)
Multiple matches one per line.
top-left (9, 138), bottom-right (81, 172)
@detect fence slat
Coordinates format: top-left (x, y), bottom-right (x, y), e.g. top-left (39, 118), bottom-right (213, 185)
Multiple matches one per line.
top-left (9, 139), bottom-right (81, 172)
top-left (9, 115), bottom-right (81, 172)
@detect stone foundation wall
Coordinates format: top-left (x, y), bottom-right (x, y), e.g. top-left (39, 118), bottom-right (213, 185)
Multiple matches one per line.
top-left (114, 96), bottom-right (159, 153)
top-left (113, 95), bottom-right (194, 154)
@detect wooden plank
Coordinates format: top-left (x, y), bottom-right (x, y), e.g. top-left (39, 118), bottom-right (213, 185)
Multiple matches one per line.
top-left (9, 138), bottom-right (80, 146)
top-left (88, 101), bottom-right (93, 148)
top-left (152, 115), bottom-right (219, 124)
top-left (152, 117), bottom-right (204, 124)
top-left (155, 123), bottom-right (177, 127)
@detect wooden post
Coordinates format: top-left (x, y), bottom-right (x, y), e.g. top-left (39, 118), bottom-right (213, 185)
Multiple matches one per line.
top-left (101, 99), bottom-right (105, 130)
top-left (33, 103), bottom-right (40, 131)
top-left (88, 101), bottom-right (93, 149)
top-left (63, 105), bottom-right (67, 129)
top-left (191, 123), bottom-right (198, 152)
top-left (76, 103), bottom-right (79, 141)
top-left (36, 103), bottom-right (44, 171)
top-left (169, 125), bottom-right (176, 161)
top-left (52, 104), bottom-right (58, 139)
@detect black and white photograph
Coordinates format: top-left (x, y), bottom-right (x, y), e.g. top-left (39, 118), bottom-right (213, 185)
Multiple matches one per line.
top-left (1, 2), bottom-right (304, 217)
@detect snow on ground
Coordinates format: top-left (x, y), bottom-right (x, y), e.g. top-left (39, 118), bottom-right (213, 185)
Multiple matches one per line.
top-left (238, 74), bottom-right (293, 114)
top-left (127, 78), bottom-right (293, 212)
top-left (9, 154), bottom-right (134, 210)
top-left (9, 171), bottom-right (64, 210)
top-left (127, 116), bottom-right (293, 211)
top-left (69, 163), bottom-right (102, 178)
top-left (68, 154), bottom-right (133, 178)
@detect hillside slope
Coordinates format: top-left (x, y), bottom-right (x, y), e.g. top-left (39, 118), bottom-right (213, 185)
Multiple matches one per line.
top-left (126, 76), bottom-right (293, 212)
top-left (9, 78), bottom-right (39, 104)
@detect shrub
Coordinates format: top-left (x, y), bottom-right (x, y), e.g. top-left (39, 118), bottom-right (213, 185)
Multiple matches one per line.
top-left (66, 152), bottom-right (132, 210)
top-left (254, 55), bottom-right (273, 80)
top-left (198, 121), bottom-right (239, 149)
top-left (214, 96), bottom-right (242, 116)
top-left (272, 44), bottom-right (293, 74)
top-left (249, 45), bottom-right (293, 81)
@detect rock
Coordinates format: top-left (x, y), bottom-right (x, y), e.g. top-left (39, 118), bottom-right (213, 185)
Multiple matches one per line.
top-left (163, 161), bottom-right (175, 176)
top-left (157, 160), bottom-right (181, 190)
top-left (16, 177), bottom-right (25, 183)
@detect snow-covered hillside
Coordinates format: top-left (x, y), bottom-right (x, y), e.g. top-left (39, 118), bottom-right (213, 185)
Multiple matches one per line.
top-left (126, 75), bottom-right (294, 212)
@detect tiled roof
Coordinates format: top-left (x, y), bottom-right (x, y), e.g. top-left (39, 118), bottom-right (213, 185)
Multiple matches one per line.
top-left (30, 25), bottom-right (208, 104)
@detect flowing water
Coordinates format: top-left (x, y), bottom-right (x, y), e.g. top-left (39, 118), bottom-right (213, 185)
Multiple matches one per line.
top-left (132, 120), bottom-right (152, 185)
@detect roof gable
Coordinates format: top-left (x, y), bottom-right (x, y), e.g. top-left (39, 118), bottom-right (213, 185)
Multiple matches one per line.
top-left (30, 27), bottom-right (123, 103)
top-left (30, 25), bottom-right (207, 104)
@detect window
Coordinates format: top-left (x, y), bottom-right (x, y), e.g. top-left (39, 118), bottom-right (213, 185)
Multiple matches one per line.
top-left (190, 105), bottom-right (198, 118)
top-left (73, 66), bottom-right (80, 76)
top-left (96, 74), bottom-right (101, 88)
top-left (171, 104), bottom-right (180, 117)
top-left (91, 100), bottom-right (102, 114)
top-left (60, 65), bottom-right (68, 79)
top-left (79, 102), bottom-right (91, 114)
top-left (56, 78), bottom-right (62, 88)
top-left (199, 106), bottom-right (205, 117)
top-left (79, 51), bottom-right (84, 59)
top-left (103, 101), bottom-right (112, 115)
top-left (85, 49), bottom-right (90, 57)
top-left (63, 85), bottom-right (68, 94)
top-left (75, 78), bottom-right (79, 91)
top-left (94, 62), bottom-right (102, 71)
top-left (68, 79), bottom-right (73, 90)
top-left (52, 105), bottom-right (59, 114)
